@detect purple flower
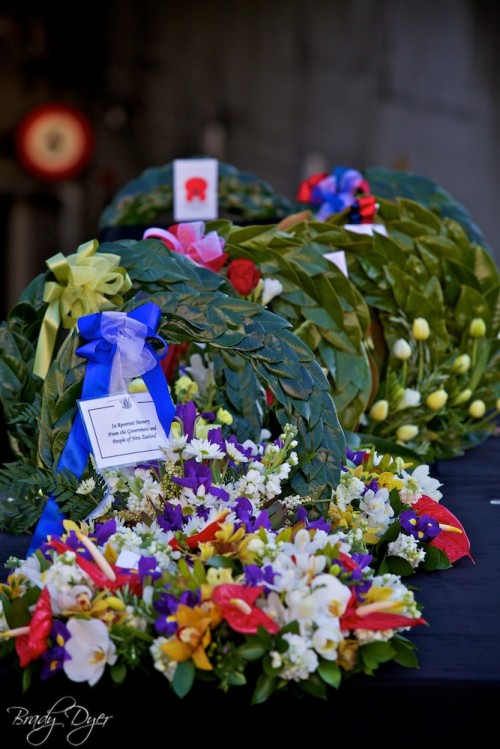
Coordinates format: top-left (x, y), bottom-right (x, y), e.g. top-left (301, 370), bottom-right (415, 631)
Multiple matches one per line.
top-left (158, 502), bottom-right (184, 532)
top-left (64, 530), bottom-right (93, 560)
top-left (94, 518), bottom-right (117, 546)
top-left (40, 621), bottom-right (71, 680)
top-left (296, 506), bottom-right (331, 532)
top-left (244, 564), bottom-right (276, 588)
top-left (138, 555), bottom-right (161, 582)
top-left (400, 510), bottom-right (441, 541)
top-left (346, 447), bottom-right (367, 465)
top-left (154, 589), bottom-right (200, 635)
top-left (174, 460), bottom-right (212, 492)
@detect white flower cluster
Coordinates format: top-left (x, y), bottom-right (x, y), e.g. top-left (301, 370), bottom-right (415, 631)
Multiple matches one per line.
top-left (387, 534), bottom-right (426, 568)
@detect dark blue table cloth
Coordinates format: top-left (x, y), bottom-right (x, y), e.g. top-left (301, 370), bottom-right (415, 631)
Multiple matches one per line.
top-left (1, 431), bottom-right (499, 747)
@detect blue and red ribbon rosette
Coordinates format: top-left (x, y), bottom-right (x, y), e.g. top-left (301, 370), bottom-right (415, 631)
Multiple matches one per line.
top-left (296, 166), bottom-right (376, 223)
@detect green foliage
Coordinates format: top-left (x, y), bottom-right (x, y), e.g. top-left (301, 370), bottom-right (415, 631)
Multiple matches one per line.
top-left (36, 291), bottom-right (345, 515)
top-left (287, 202), bottom-right (500, 461)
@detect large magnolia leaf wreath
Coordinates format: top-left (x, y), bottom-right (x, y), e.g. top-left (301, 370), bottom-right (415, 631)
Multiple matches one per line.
top-left (283, 199), bottom-right (500, 461)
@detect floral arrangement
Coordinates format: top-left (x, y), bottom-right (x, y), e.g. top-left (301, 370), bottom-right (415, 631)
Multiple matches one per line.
top-left (0, 393), bottom-right (469, 703)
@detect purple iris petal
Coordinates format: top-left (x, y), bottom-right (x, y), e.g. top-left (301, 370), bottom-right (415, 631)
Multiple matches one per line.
top-left (173, 460), bottom-right (212, 491)
top-left (400, 510), bottom-right (441, 541)
top-left (138, 555), bottom-right (161, 582)
top-left (296, 506), bottom-right (331, 532)
top-left (196, 505), bottom-right (211, 521)
top-left (158, 502), bottom-right (184, 532)
top-left (345, 447), bottom-right (367, 465)
top-left (155, 615), bottom-right (178, 636)
top-left (40, 621), bottom-right (71, 680)
top-left (64, 531), bottom-right (93, 560)
top-left (94, 518), bottom-right (117, 546)
top-left (244, 563), bottom-right (276, 588)
top-left (175, 402), bottom-right (197, 440)
top-left (363, 478), bottom-right (379, 494)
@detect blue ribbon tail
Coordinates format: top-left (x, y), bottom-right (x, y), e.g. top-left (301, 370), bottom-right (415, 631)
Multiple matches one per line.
top-left (27, 496), bottom-right (65, 555)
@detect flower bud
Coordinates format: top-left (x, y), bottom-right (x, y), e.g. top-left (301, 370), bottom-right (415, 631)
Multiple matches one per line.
top-left (369, 400), bottom-right (389, 422)
top-left (452, 388), bottom-right (472, 406)
top-left (452, 354), bottom-right (471, 374)
top-left (216, 407), bottom-right (233, 425)
top-left (396, 388), bottom-right (421, 410)
top-left (393, 339), bottom-right (412, 360)
top-left (469, 399), bottom-right (486, 418)
top-left (412, 317), bottom-right (430, 341)
top-left (426, 389), bottom-right (448, 410)
top-left (469, 318), bottom-right (486, 338)
top-left (396, 424), bottom-right (419, 442)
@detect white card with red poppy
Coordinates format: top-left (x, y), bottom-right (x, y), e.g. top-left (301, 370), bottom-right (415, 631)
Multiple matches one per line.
top-left (173, 158), bottom-right (218, 221)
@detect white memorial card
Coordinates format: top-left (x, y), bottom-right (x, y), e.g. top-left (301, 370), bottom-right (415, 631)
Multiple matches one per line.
top-left (173, 158), bottom-right (218, 221)
top-left (78, 392), bottom-right (169, 469)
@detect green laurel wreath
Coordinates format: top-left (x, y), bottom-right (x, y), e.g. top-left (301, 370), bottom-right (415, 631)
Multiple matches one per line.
top-left (0, 254), bottom-right (346, 532)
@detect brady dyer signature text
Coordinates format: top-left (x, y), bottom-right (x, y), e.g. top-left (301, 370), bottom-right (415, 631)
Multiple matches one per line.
top-left (6, 695), bottom-right (113, 746)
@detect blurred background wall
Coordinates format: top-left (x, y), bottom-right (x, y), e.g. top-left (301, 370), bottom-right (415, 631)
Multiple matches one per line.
top-left (1, 0), bottom-right (499, 317)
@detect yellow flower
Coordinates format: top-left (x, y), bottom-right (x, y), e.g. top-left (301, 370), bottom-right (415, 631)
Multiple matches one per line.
top-left (497, 398), bottom-right (500, 413)
top-left (412, 317), bottom-right (430, 341)
top-left (128, 377), bottom-right (148, 393)
top-left (469, 318), bottom-right (486, 338)
top-left (469, 400), bottom-right (486, 418)
top-left (369, 400), bottom-right (389, 422)
top-left (216, 407), bottom-right (233, 425)
top-left (393, 339), bottom-right (412, 360)
top-left (452, 388), bottom-right (472, 406)
top-left (337, 639), bottom-right (359, 671)
top-left (452, 354), bottom-right (471, 374)
top-left (396, 424), bottom-right (419, 442)
top-left (159, 604), bottom-right (220, 670)
top-left (174, 375), bottom-right (199, 403)
top-left (426, 389), bottom-right (448, 410)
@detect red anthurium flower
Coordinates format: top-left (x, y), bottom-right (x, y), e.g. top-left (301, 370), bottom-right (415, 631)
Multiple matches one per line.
top-left (48, 539), bottom-right (142, 594)
top-left (211, 583), bottom-right (280, 634)
top-left (226, 258), bottom-right (261, 296)
top-left (340, 592), bottom-right (426, 631)
top-left (414, 496), bottom-right (473, 563)
top-left (168, 517), bottom-right (225, 551)
top-left (15, 587), bottom-right (53, 668)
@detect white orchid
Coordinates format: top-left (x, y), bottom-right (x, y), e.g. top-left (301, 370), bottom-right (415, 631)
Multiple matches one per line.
top-left (63, 618), bottom-right (117, 686)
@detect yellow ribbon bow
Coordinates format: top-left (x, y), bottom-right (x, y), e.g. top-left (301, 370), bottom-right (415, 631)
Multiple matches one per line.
top-left (33, 239), bottom-right (132, 379)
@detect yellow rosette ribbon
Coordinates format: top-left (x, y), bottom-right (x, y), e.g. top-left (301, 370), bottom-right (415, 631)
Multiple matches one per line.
top-left (33, 239), bottom-right (132, 379)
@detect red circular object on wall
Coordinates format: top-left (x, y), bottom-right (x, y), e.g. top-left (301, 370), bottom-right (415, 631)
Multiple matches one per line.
top-left (15, 103), bottom-right (94, 181)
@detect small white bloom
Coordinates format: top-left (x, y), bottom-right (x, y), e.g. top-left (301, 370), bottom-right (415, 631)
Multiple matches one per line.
top-left (396, 388), bottom-right (421, 410)
top-left (260, 278), bottom-right (283, 306)
top-left (387, 534), bottom-right (426, 569)
top-left (182, 438), bottom-right (225, 462)
top-left (76, 478), bottom-right (96, 495)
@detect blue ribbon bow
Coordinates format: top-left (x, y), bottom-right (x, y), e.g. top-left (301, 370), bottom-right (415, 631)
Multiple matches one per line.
top-left (28, 301), bottom-right (175, 553)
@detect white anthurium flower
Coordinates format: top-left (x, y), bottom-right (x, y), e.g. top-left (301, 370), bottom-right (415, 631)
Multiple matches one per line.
top-left (63, 618), bottom-right (117, 686)
top-left (260, 278), bottom-right (283, 306)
